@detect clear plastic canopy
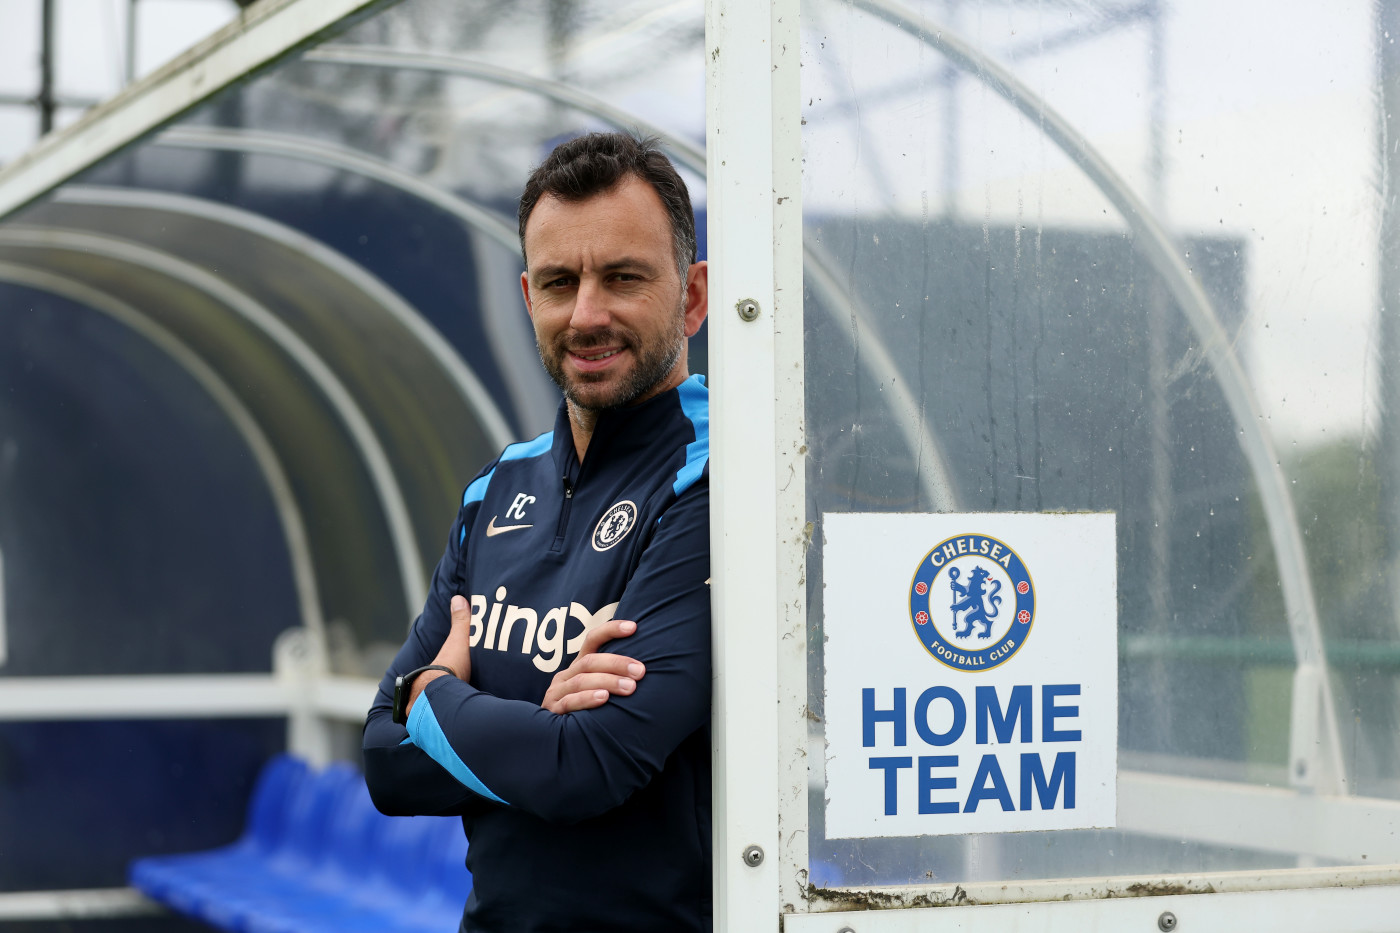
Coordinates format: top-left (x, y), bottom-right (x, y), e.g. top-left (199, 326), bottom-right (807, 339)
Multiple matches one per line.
top-left (1, 0), bottom-right (1399, 922)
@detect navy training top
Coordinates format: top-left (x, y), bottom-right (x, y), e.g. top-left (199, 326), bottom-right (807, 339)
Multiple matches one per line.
top-left (363, 374), bottom-right (711, 933)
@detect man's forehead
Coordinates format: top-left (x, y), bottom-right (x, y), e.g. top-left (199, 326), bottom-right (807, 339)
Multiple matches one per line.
top-left (523, 176), bottom-right (673, 263)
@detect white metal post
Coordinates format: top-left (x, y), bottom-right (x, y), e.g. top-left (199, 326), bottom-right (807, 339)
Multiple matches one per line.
top-left (707, 0), bottom-right (804, 929)
top-left (274, 626), bottom-right (333, 767)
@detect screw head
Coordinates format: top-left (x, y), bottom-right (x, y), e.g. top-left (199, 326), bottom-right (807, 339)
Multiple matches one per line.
top-left (736, 298), bottom-right (761, 322)
top-left (1157, 910), bottom-right (1177, 932)
top-left (742, 844), bottom-right (764, 867)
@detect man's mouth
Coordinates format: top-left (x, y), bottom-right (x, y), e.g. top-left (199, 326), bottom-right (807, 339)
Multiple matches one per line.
top-left (565, 344), bottom-right (628, 374)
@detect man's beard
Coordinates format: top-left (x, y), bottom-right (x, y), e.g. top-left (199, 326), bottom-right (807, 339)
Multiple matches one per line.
top-left (540, 312), bottom-right (686, 412)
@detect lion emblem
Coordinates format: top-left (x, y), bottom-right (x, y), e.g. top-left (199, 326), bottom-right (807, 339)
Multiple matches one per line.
top-left (948, 564), bottom-right (1002, 639)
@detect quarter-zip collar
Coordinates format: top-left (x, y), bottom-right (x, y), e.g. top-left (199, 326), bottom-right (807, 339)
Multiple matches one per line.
top-left (544, 376), bottom-right (706, 553)
top-left (548, 377), bottom-right (696, 481)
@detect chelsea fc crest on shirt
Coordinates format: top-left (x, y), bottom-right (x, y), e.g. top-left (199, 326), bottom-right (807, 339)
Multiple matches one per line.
top-left (909, 533), bottom-right (1035, 671)
top-left (593, 500), bottom-right (638, 552)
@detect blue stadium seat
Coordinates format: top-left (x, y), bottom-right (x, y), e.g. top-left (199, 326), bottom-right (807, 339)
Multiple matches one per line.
top-left (130, 756), bottom-right (472, 933)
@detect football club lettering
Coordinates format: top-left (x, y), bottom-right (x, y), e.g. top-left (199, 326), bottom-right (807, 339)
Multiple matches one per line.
top-left (859, 683), bottom-right (1082, 816)
top-left (908, 534), bottom-right (1035, 671)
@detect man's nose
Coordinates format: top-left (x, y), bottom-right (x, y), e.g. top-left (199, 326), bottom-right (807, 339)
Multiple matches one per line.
top-left (569, 277), bottom-right (613, 331)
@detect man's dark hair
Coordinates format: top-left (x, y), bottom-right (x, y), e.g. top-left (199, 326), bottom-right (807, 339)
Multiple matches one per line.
top-left (518, 132), bottom-right (697, 278)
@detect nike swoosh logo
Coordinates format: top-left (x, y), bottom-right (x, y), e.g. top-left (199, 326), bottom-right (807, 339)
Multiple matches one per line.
top-left (486, 516), bottom-right (533, 537)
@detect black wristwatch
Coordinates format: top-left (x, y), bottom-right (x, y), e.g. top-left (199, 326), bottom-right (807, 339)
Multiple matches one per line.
top-left (392, 664), bottom-right (458, 725)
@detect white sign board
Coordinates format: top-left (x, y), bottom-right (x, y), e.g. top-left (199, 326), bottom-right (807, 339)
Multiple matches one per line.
top-left (823, 512), bottom-right (1117, 838)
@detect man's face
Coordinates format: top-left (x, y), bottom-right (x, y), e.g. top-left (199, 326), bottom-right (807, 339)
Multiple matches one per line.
top-left (521, 176), bottom-right (707, 413)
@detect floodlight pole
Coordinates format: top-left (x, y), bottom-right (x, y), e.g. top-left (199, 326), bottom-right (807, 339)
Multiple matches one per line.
top-left (126, 0), bottom-right (139, 86)
top-left (707, 0), bottom-right (804, 929)
top-left (39, 0), bottom-right (56, 134)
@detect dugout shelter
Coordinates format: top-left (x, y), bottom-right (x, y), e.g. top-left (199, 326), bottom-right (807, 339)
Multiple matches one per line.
top-left (1, 0), bottom-right (1399, 930)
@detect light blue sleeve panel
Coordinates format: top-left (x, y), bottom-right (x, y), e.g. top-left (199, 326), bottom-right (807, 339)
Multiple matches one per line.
top-left (461, 430), bottom-right (556, 543)
top-left (673, 375), bottom-right (709, 497)
top-left (407, 689), bottom-right (509, 805)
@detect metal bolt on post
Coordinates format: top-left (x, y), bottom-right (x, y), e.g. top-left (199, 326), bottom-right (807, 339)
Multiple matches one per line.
top-left (742, 845), bottom-right (764, 867)
top-left (736, 298), bottom-right (761, 321)
top-left (1158, 910), bottom-right (1178, 932)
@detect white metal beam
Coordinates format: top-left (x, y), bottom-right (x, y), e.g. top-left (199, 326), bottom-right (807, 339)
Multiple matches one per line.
top-left (805, 865), bottom-right (1400, 914)
top-left (788, 877), bottom-right (1400, 933)
top-left (0, 0), bottom-right (394, 220)
top-left (1118, 769), bottom-right (1400, 864)
top-left (708, 0), bottom-right (802, 928)
top-left (0, 887), bottom-right (162, 921)
top-left (0, 674), bottom-right (376, 721)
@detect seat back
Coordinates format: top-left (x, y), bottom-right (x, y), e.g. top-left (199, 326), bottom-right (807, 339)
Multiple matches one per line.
top-left (272, 762), bottom-right (360, 871)
top-left (245, 754), bottom-right (310, 854)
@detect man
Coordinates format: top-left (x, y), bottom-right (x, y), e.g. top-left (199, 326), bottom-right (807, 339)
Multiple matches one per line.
top-left (363, 132), bottom-right (712, 932)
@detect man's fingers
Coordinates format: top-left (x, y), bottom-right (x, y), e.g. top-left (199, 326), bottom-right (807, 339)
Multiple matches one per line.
top-left (545, 665), bottom-right (640, 714)
top-left (434, 595), bottom-right (474, 684)
top-left (570, 652), bottom-right (645, 679)
top-left (558, 672), bottom-right (638, 697)
top-left (549, 689), bottom-right (612, 714)
top-left (538, 621), bottom-right (643, 714)
top-left (578, 618), bottom-right (637, 657)
top-left (450, 594), bottom-right (471, 629)
top-left (541, 671), bottom-right (637, 711)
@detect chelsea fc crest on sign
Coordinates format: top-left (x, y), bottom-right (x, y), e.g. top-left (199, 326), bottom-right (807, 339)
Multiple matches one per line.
top-left (909, 533), bottom-right (1035, 671)
top-left (592, 500), bottom-right (638, 552)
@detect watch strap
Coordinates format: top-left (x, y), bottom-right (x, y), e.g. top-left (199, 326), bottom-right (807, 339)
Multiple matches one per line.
top-left (392, 664), bottom-right (458, 725)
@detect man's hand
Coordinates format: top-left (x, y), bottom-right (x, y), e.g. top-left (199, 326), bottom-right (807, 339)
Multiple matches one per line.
top-left (407, 594), bottom-right (475, 719)
top-left (541, 618), bottom-right (645, 713)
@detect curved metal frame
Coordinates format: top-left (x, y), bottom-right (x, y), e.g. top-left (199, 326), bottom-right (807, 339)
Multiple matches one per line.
top-left (0, 227), bottom-right (425, 621)
top-left (844, 0), bottom-right (1342, 792)
top-left (158, 126), bottom-right (521, 252)
top-left (52, 186), bottom-right (517, 452)
top-left (152, 126), bottom-right (557, 438)
top-left (0, 260), bottom-right (326, 649)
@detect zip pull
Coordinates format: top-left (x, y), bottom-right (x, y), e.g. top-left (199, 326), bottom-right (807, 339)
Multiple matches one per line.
top-left (552, 474), bottom-right (576, 553)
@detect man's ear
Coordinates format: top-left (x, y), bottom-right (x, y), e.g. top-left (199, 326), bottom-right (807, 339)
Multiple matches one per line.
top-left (520, 270), bottom-right (535, 320)
top-left (682, 261), bottom-right (708, 338)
